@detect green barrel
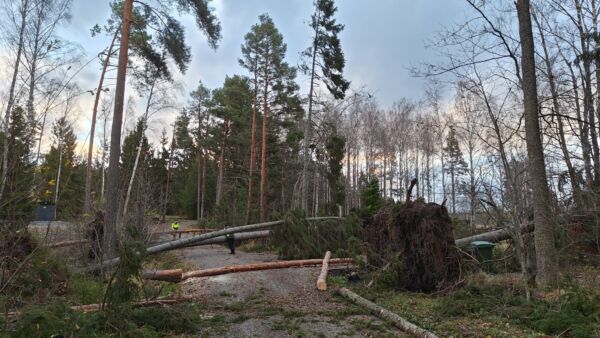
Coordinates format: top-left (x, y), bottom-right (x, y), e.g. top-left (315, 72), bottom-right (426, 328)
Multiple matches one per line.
top-left (470, 241), bottom-right (495, 272)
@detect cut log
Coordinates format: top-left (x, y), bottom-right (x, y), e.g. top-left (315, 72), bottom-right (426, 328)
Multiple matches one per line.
top-left (316, 251), bottom-right (332, 291)
top-left (141, 269), bottom-right (183, 282)
top-left (338, 287), bottom-right (438, 338)
top-left (454, 223), bottom-right (534, 247)
top-left (88, 217), bottom-right (343, 272)
top-left (181, 258), bottom-right (353, 280)
top-left (48, 239), bottom-right (88, 248)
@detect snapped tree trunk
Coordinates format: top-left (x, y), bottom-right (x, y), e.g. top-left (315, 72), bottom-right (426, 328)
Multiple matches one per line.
top-left (316, 251), bottom-right (332, 291)
top-left (104, 0), bottom-right (133, 259)
top-left (516, 0), bottom-right (558, 287)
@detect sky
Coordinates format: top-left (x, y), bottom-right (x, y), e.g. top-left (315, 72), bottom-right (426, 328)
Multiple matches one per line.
top-left (44, 0), bottom-right (472, 153)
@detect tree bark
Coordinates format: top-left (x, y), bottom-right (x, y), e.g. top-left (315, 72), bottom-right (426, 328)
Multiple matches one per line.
top-left (516, 0), bottom-right (558, 287)
top-left (85, 29), bottom-right (119, 214)
top-left (338, 288), bottom-right (438, 338)
top-left (104, 0), bottom-right (133, 259)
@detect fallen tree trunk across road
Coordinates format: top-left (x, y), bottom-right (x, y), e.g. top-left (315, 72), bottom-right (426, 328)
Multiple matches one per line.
top-left (88, 217), bottom-right (343, 272)
top-left (339, 287), bottom-right (438, 338)
top-left (142, 258), bottom-right (354, 282)
top-left (181, 258), bottom-right (352, 280)
top-left (454, 223), bottom-right (534, 247)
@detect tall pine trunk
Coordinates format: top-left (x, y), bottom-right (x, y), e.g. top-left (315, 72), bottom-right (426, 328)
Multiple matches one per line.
top-left (516, 0), bottom-right (558, 287)
top-left (215, 118), bottom-right (229, 206)
top-left (259, 48), bottom-right (270, 222)
top-left (301, 8), bottom-right (321, 212)
top-left (245, 63), bottom-right (259, 224)
top-left (85, 29), bottom-right (119, 213)
top-left (104, 0), bottom-right (133, 259)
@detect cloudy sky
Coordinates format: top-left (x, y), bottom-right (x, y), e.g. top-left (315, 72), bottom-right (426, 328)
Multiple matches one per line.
top-left (51, 0), bottom-right (471, 152)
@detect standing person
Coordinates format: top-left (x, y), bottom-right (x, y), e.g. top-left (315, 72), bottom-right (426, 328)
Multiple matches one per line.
top-left (226, 233), bottom-right (235, 254)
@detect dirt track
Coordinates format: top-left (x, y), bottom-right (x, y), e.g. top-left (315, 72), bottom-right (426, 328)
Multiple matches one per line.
top-left (167, 222), bottom-right (407, 337)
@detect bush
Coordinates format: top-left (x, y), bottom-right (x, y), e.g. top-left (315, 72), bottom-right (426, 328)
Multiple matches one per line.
top-left (271, 209), bottom-right (361, 259)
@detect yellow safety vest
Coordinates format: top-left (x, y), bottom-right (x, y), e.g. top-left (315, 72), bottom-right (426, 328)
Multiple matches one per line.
top-left (171, 222), bottom-right (180, 230)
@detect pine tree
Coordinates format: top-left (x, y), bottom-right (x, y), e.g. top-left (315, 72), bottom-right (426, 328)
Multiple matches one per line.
top-left (301, 0), bottom-right (350, 211)
top-left (443, 126), bottom-right (467, 214)
top-left (240, 14), bottom-right (298, 222)
top-left (103, 0), bottom-right (221, 258)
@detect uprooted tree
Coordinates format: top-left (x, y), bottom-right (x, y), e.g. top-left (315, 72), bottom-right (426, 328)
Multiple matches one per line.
top-left (364, 179), bottom-right (462, 292)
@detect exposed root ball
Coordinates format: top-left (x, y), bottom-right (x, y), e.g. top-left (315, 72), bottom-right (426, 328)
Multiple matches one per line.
top-left (364, 201), bottom-right (462, 292)
top-left (397, 201), bottom-right (461, 292)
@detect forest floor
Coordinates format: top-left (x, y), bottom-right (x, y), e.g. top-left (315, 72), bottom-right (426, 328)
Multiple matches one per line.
top-left (168, 222), bottom-right (406, 337)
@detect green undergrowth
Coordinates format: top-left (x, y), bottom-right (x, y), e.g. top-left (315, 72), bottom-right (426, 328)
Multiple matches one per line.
top-left (271, 209), bottom-right (362, 259)
top-left (2, 228), bottom-right (200, 337)
top-left (346, 274), bottom-right (600, 337)
top-left (9, 300), bottom-right (205, 337)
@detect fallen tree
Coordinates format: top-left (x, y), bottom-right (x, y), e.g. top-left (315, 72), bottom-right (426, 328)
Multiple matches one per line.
top-left (454, 223), bottom-right (534, 247)
top-left (317, 251), bottom-right (332, 291)
top-left (339, 287), bottom-right (438, 338)
top-left (181, 257), bottom-right (353, 280)
top-left (89, 217), bottom-right (343, 272)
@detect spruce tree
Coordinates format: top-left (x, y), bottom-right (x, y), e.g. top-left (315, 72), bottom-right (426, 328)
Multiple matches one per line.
top-left (443, 126), bottom-right (467, 214)
top-left (0, 106), bottom-right (35, 221)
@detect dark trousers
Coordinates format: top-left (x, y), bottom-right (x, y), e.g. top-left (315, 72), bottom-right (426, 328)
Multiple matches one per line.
top-left (226, 235), bottom-right (235, 254)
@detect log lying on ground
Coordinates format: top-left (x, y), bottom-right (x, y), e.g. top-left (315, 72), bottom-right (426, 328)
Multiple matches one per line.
top-left (454, 223), bottom-right (534, 247)
top-left (181, 258), bottom-right (353, 280)
top-left (142, 269), bottom-right (183, 282)
top-left (88, 217), bottom-right (342, 272)
top-left (338, 287), bottom-right (438, 338)
top-left (179, 230), bottom-right (271, 248)
top-left (317, 251), bottom-right (332, 291)
top-left (48, 239), bottom-right (88, 248)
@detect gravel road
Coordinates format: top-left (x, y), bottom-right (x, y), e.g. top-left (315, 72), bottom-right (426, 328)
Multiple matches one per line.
top-left (167, 223), bottom-right (407, 337)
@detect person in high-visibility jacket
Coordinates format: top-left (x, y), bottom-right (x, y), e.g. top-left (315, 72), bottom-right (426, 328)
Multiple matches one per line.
top-left (171, 221), bottom-right (180, 231)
